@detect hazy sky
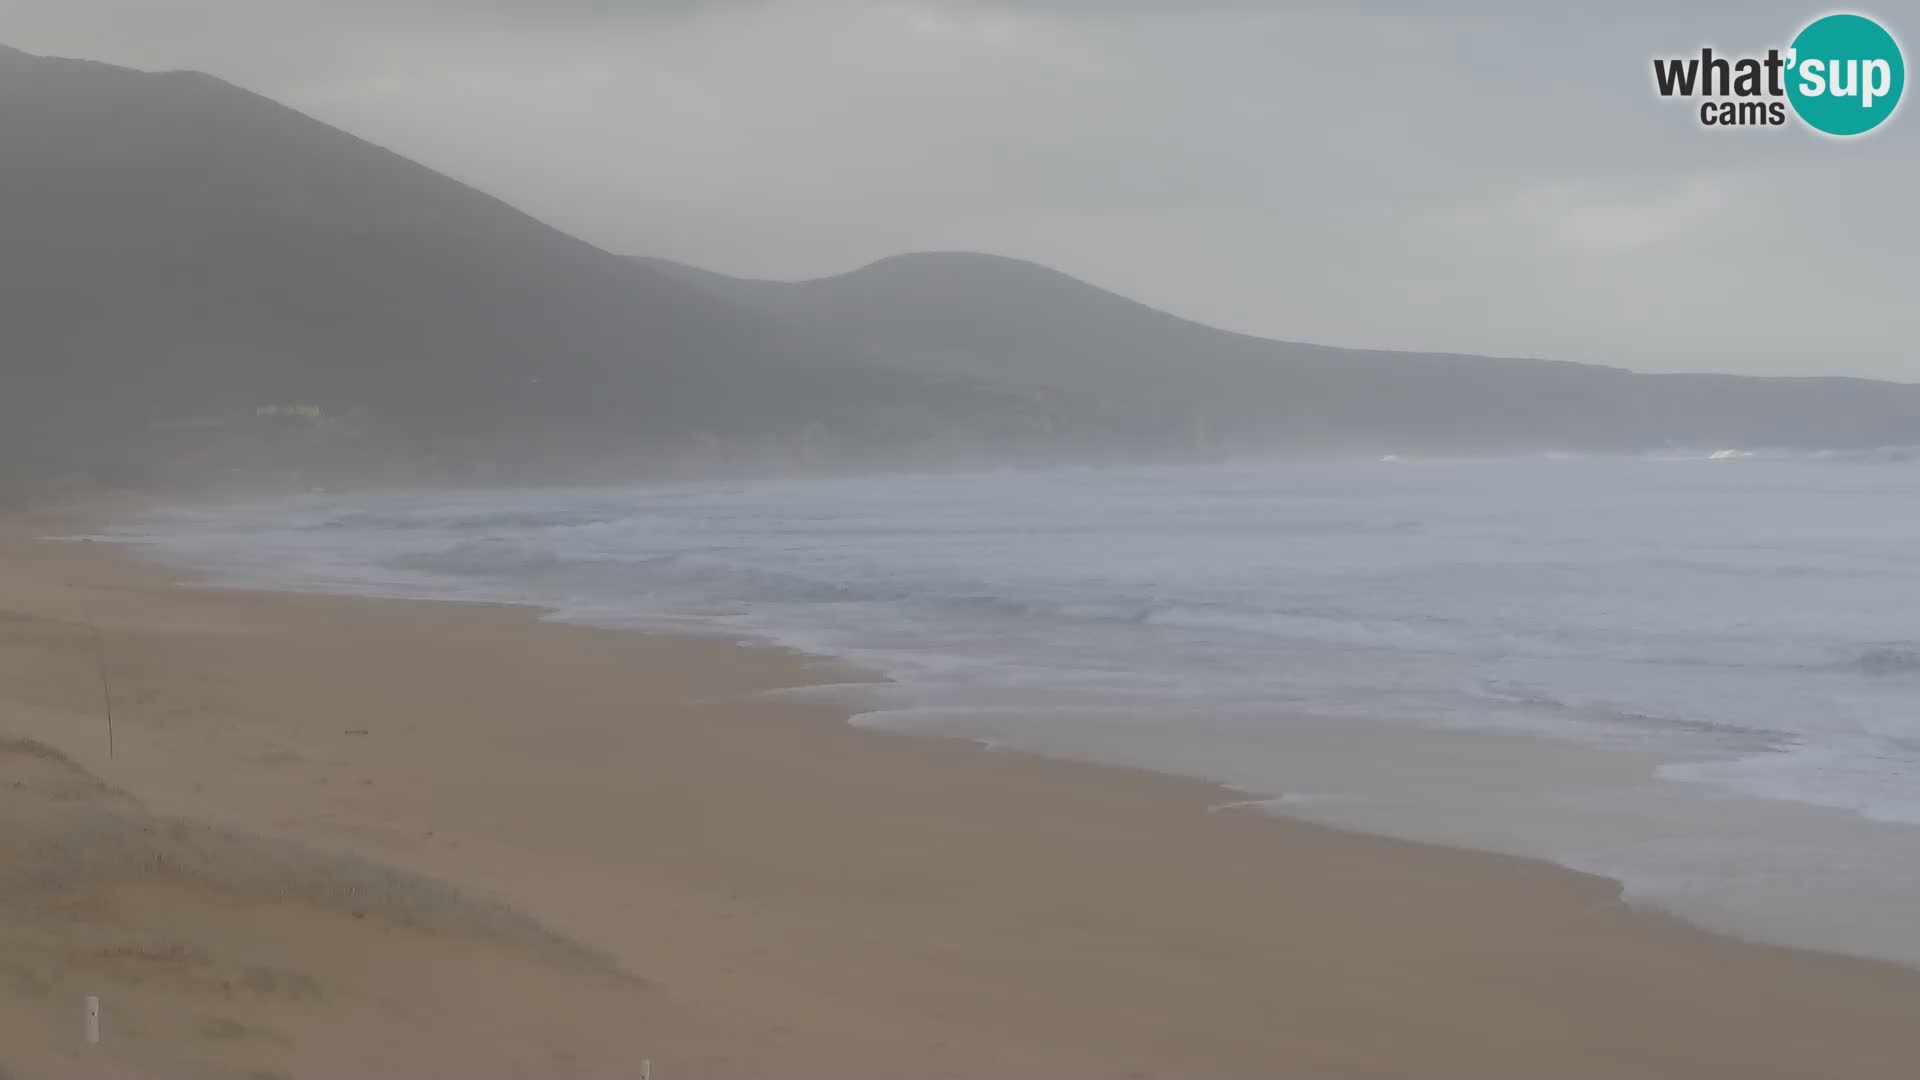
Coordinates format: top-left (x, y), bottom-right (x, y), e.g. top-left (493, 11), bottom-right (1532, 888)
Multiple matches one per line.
top-left (4, 1), bottom-right (1916, 379)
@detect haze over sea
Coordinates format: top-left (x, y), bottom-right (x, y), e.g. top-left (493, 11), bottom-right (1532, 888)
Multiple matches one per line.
top-left (99, 453), bottom-right (1920, 964)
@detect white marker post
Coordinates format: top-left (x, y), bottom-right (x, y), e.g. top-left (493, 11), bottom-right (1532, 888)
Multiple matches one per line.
top-left (85, 995), bottom-right (101, 1044)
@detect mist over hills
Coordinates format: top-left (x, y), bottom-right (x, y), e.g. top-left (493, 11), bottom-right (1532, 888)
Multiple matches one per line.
top-left (640, 252), bottom-right (1920, 458)
top-left (0, 45), bottom-right (1028, 497)
top-left (3, 43), bottom-right (1917, 500)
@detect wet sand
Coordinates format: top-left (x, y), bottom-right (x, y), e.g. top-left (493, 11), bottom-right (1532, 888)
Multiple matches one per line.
top-left (5, 506), bottom-right (1920, 1077)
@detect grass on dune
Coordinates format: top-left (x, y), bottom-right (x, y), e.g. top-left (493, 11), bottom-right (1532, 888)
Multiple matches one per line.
top-left (0, 736), bottom-right (614, 972)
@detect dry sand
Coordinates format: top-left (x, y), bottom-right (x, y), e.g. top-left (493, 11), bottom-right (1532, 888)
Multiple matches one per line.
top-left (4, 505), bottom-right (1920, 1077)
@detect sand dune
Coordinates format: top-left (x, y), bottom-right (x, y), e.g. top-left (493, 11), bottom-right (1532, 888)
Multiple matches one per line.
top-left (0, 715), bottom-right (685, 1077)
top-left (7, 509), bottom-right (1920, 1077)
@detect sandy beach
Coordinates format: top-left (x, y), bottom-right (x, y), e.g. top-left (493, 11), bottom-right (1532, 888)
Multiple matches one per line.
top-left (5, 506), bottom-right (1920, 1078)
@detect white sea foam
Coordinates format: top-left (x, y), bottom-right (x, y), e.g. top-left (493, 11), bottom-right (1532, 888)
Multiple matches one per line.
top-left (85, 454), bottom-right (1920, 964)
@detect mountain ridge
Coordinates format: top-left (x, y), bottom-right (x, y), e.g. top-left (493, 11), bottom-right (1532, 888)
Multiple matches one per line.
top-left (3, 43), bottom-right (1917, 502)
top-left (0, 45), bottom-right (1034, 497)
top-left (639, 250), bottom-right (1615, 375)
top-left (634, 250), bottom-right (1920, 456)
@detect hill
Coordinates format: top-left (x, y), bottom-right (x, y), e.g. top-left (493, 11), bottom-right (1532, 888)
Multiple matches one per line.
top-left (0, 46), bottom-right (1027, 497)
top-left (639, 251), bottom-right (1920, 457)
top-left (4, 41), bottom-right (1915, 504)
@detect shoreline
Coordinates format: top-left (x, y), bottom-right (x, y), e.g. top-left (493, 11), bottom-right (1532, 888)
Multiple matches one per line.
top-left (8, 507), bottom-right (1920, 1076)
top-left (89, 492), bottom-right (1920, 972)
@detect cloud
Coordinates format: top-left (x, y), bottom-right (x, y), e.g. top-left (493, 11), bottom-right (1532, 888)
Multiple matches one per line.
top-left (1473, 179), bottom-right (1737, 257)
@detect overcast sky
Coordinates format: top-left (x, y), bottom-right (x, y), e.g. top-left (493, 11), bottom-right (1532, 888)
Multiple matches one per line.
top-left (4, 1), bottom-right (1915, 379)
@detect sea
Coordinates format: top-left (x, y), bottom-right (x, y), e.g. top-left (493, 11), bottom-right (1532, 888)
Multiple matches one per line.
top-left (90, 452), bottom-right (1920, 966)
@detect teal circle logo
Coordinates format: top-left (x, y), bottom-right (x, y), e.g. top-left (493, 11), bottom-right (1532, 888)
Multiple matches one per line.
top-left (1787, 13), bottom-right (1905, 136)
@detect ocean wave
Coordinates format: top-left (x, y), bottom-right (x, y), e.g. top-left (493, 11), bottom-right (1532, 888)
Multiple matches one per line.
top-left (1844, 648), bottom-right (1920, 676)
top-left (1668, 445), bottom-right (1920, 464)
top-left (73, 457), bottom-right (1920, 977)
top-left (94, 456), bottom-right (1920, 828)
